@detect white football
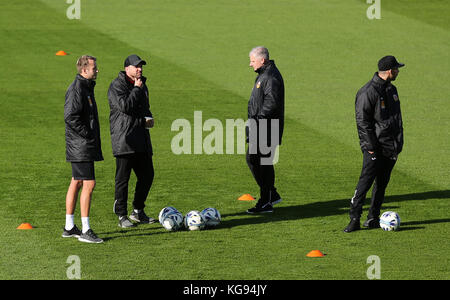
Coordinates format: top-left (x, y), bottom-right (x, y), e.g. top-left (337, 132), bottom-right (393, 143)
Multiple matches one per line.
top-left (184, 210), bottom-right (206, 231)
top-left (159, 206), bottom-right (179, 224)
top-left (201, 207), bottom-right (221, 227)
top-left (161, 211), bottom-right (184, 231)
top-left (379, 211), bottom-right (401, 231)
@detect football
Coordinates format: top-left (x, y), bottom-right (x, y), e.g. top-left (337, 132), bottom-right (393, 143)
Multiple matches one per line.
top-left (161, 211), bottom-right (184, 231)
top-left (184, 210), bottom-right (206, 231)
top-left (158, 206), bottom-right (179, 224)
top-left (200, 207), bottom-right (221, 227)
top-left (379, 211), bottom-right (401, 231)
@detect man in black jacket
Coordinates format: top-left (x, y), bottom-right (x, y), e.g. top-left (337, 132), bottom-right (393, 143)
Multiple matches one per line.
top-left (344, 55), bottom-right (405, 232)
top-left (246, 47), bottom-right (285, 214)
top-left (63, 55), bottom-right (104, 243)
top-left (108, 54), bottom-right (155, 228)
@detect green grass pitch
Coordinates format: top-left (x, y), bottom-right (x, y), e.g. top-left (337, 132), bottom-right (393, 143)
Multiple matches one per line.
top-left (0, 0), bottom-right (449, 280)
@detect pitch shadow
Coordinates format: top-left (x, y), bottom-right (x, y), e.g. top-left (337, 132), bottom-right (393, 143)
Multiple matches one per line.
top-left (219, 190), bottom-right (450, 229)
top-left (98, 224), bottom-right (166, 242)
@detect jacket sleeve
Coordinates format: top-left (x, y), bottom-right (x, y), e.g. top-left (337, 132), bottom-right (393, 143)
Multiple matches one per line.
top-left (355, 90), bottom-right (377, 152)
top-left (143, 85), bottom-right (153, 118)
top-left (108, 81), bottom-right (143, 117)
top-left (64, 87), bottom-right (90, 138)
top-left (258, 77), bottom-right (282, 119)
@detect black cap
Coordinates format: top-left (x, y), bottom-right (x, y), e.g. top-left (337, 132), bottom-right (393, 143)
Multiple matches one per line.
top-left (378, 55), bottom-right (405, 71)
top-left (124, 54), bottom-right (147, 67)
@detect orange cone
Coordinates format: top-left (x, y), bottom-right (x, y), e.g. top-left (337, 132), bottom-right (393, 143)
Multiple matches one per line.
top-left (238, 194), bottom-right (255, 201)
top-left (306, 250), bottom-right (325, 257)
top-left (55, 50), bottom-right (68, 56)
top-left (17, 223), bottom-right (34, 230)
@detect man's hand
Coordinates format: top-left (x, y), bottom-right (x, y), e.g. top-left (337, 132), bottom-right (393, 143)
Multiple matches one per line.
top-left (145, 117), bottom-right (154, 128)
top-left (135, 77), bottom-right (143, 88)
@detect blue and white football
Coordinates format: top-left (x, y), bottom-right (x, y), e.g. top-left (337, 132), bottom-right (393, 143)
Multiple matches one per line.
top-left (161, 211), bottom-right (184, 231)
top-left (159, 206), bottom-right (179, 224)
top-left (184, 210), bottom-right (206, 231)
top-left (200, 207), bottom-right (221, 227)
top-left (379, 211), bottom-right (401, 231)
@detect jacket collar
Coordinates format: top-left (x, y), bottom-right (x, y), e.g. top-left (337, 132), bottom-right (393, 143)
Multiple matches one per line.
top-left (256, 60), bottom-right (275, 74)
top-left (76, 73), bottom-right (96, 89)
top-left (372, 72), bottom-right (389, 88)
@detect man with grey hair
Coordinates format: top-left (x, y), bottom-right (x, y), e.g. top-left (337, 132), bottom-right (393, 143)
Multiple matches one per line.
top-left (246, 47), bottom-right (285, 214)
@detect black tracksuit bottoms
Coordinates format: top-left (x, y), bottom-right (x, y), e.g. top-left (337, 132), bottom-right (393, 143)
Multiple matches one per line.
top-left (246, 148), bottom-right (275, 204)
top-left (113, 152), bottom-right (154, 217)
top-left (350, 151), bottom-right (397, 220)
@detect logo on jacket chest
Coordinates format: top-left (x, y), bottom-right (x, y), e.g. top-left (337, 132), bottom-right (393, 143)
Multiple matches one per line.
top-left (256, 81), bottom-right (261, 89)
top-left (393, 94), bottom-right (399, 101)
top-left (87, 95), bottom-right (93, 107)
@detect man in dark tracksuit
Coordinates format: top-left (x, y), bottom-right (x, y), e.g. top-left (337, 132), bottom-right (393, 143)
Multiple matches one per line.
top-left (246, 46), bottom-right (285, 214)
top-left (64, 55), bottom-right (104, 243)
top-left (344, 55), bottom-right (405, 232)
top-left (108, 54), bottom-right (155, 228)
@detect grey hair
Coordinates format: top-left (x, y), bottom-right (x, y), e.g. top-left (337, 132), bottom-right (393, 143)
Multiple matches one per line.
top-left (249, 46), bottom-right (269, 60)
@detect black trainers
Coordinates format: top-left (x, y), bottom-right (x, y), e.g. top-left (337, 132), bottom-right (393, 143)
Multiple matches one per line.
top-left (270, 189), bottom-right (282, 206)
top-left (118, 216), bottom-right (137, 228)
top-left (78, 229), bottom-right (103, 244)
top-left (247, 201), bottom-right (273, 214)
top-left (129, 210), bottom-right (156, 224)
top-left (344, 218), bottom-right (361, 233)
top-left (363, 218), bottom-right (380, 229)
top-left (62, 225), bottom-right (82, 238)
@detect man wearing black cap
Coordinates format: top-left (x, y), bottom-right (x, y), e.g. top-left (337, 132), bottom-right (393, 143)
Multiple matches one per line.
top-left (344, 55), bottom-right (405, 232)
top-left (108, 54), bottom-right (156, 228)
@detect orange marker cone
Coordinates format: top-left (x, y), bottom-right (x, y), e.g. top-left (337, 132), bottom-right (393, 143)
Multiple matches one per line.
top-left (306, 250), bottom-right (325, 257)
top-left (17, 223), bottom-right (34, 230)
top-left (55, 50), bottom-right (68, 56)
top-left (238, 194), bottom-right (255, 201)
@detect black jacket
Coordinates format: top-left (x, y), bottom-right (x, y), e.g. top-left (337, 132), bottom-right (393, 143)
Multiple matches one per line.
top-left (64, 74), bottom-right (103, 162)
top-left (355, 73), bottom-right (404, 158)
top-left (247, 60), bottom-right (285, 146)
top-left (108, 71), bottom-right (153, 156)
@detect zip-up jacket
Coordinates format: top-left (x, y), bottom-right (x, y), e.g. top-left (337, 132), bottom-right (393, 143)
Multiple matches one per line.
top-left (108, 71), bottom-right (153, 157)
top-left (247, 60), bottom-right (285, 146)
top-left (355, 72), bottom-right (404, 158)
top-left (64, 74), bottom-right (103, 162)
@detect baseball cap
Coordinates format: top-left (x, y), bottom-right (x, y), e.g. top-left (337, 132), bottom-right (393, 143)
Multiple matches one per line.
top-left (124, 54), bottom-right (147, 67)
top-left (378, 55), bottom-right (405, 71)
